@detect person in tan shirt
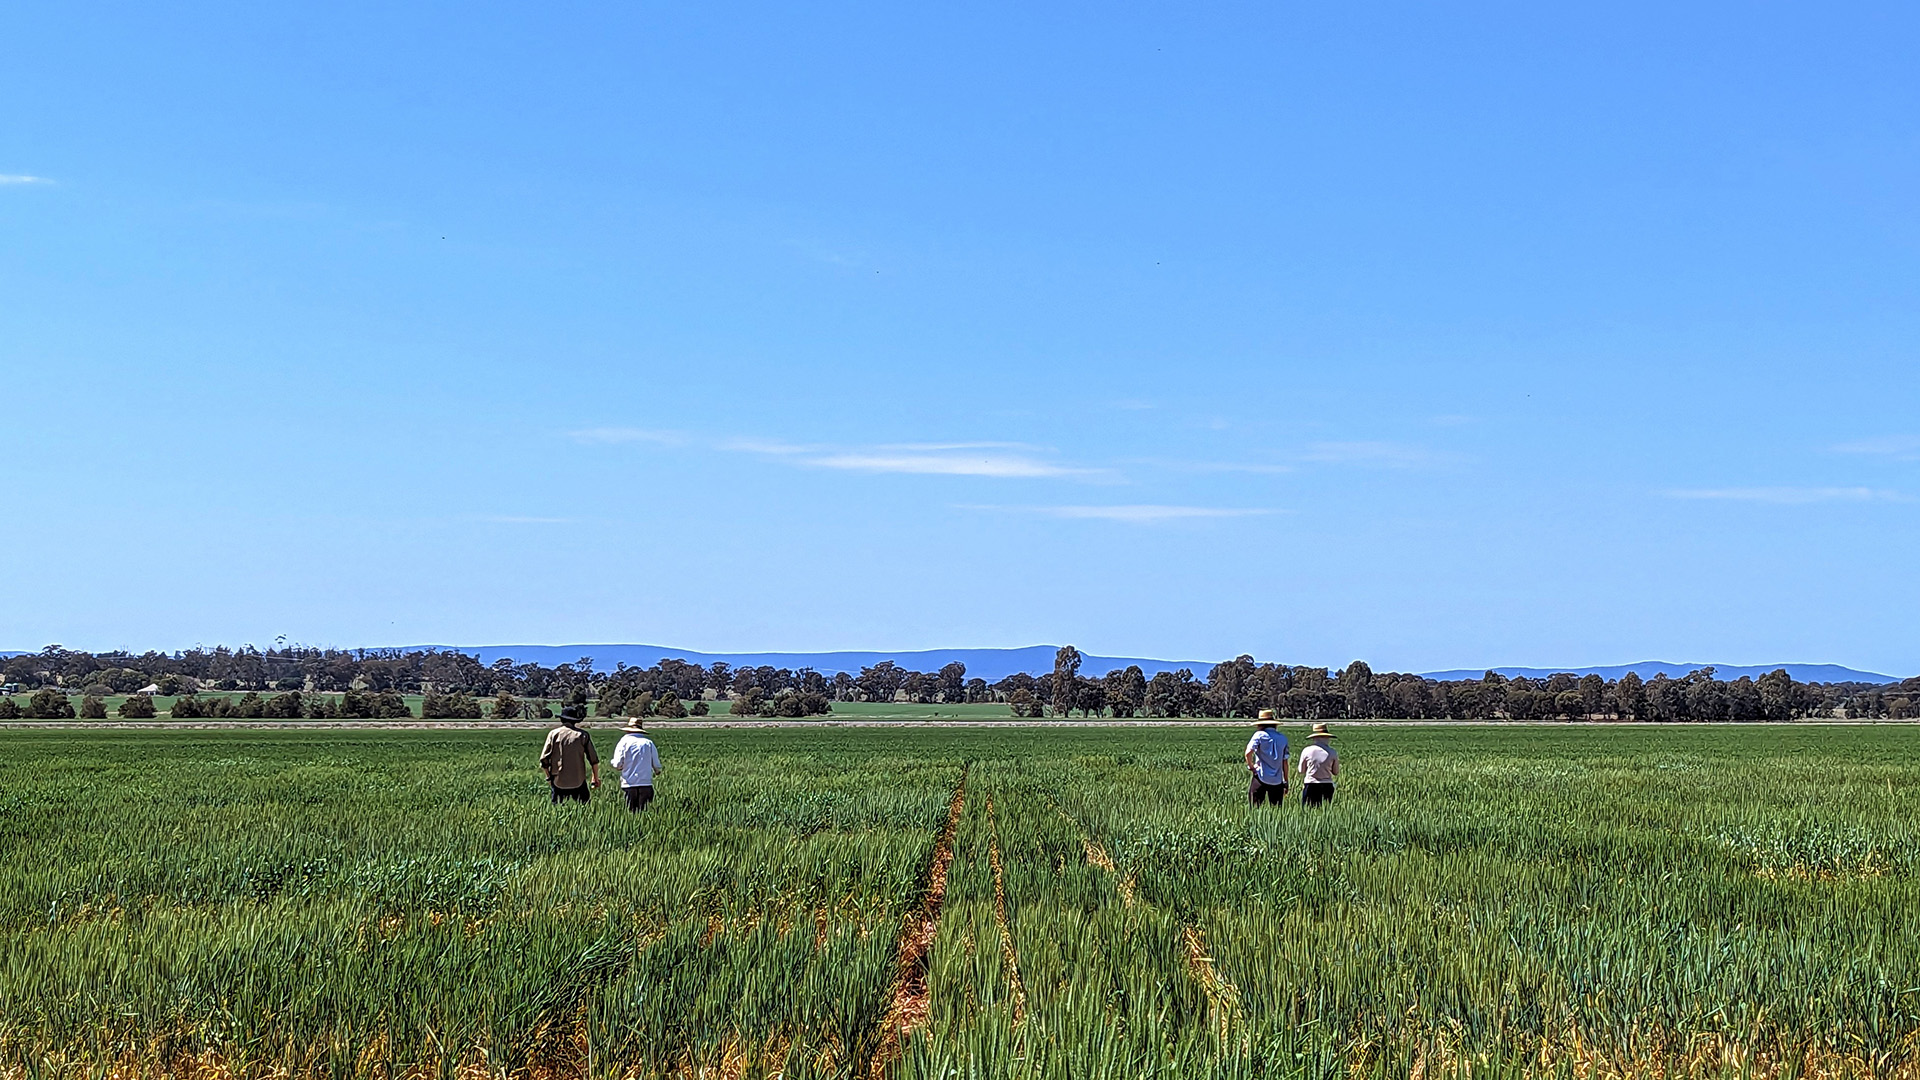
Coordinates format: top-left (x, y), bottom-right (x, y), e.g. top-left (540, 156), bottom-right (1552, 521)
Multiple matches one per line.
top-left (539, 705), bottom-right (600, 804)
top-left (1298, 722), bottom-right (1339, 807)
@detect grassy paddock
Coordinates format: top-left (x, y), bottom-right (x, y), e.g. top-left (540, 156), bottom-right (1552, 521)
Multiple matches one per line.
top-left (1, 725), bottom-right (1916, 1079)
top-left (0, 693), bottom-right (1014, 721)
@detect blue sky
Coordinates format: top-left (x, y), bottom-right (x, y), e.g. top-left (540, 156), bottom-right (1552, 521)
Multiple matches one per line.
top-left (3, 1), bottom-right (1917, 674)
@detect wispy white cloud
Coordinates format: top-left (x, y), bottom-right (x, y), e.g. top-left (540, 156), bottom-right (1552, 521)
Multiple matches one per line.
top-left (576, 426), bottom-right (1095, 479)
top-left (783, 236), bottom-right (869, 268)
top-left (1301, 441), bottom-right (1440, 468)
top-left (1663, 487), bottom-right (1906, 504)
top-left (713, 436), bottom-right (1094, 478)
top-left (963, 504), bottom-right (1276, 524)
top-left (567, 427), bottom-right (683, 446)
top-left (1134, 438), bottom-right (1460, 475)
top-left (0, 175), bottom-right (52, 185)
top-left (1122, 457), bottom-right (1295, 475)
top-left (873, 441), bottom-right (1038, 452)
top-left (1831, 435), bottom-right (1920, 461)
top-left (805, 451), bottom-right (1092, 478)
top-left (1188, 461), bottom-right (1296, 475)
top-left (574, 422), bottom-right (1456, 483)
top-left (718, 437), bottom-right (820, 455)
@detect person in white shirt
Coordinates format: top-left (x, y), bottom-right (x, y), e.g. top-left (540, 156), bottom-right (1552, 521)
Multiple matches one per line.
top-left (609, 717), bottom-right (664, 812)
top-left (1298, 722), bottom-right (1339, 807)
top-left (1243, 710), bottom-right (1290, 807)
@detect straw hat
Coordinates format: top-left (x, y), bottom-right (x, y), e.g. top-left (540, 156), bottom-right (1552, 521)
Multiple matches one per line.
top-left (1255, 709), bottom-right (1277, 726)
top-left (622, 717), bottom-right (648, 732)
top-left (1308, 722), bottom-right (1335, 739)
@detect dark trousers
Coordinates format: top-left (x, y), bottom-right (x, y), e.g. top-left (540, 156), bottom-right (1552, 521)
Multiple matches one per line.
top-left (1302, 782), bottom-right (1335, 807)
top-left (1249, 775), bottom-right (1287, 806)
top-left (550, 783), bottom-right (591, 804)
top-left (623, 784), bottom-right (654, 812)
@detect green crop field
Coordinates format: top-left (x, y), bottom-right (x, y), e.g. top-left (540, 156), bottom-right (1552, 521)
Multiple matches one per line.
top-left (0, 693), bottom-right (1011, 721)
top-left (1, 725), bottom-right (1916, 1080)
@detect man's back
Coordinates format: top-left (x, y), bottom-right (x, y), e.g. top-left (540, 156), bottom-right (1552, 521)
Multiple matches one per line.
top-left (1245, 729), bottom-right (1289, 785)
top-left (1300, 742), bottom-right (1337, 784)
top-left (541, 725), bottom-right (597, 789)
top-left (610, 733), bottom-right (660, 787)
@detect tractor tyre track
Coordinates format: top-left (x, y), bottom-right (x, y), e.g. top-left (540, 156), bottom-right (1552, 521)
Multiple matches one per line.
top-left (868, 765), bottom-right (968, 1078)
top-left (985, 797), bottom-right (1028, 1025)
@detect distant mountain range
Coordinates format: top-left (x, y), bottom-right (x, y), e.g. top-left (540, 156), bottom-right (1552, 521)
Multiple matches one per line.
top-left (1419, 662), bottom-right (1902, 684)
top-left (7, 643), bottom-right (1902, 685)
top-left (399, 645), bottom-right (1905, 685)
top-left (401, 644), bottom-right (1214, 682)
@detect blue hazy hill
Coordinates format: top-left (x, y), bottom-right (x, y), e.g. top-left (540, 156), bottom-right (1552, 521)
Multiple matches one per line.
top-left (397, 644), bottom-right (1217, 682)
top-left (6, 647), bottom-right (1902, 684)
top-left (1418, 662), bottom-right (1900, 684)
top-left (399, 647), bottom-right (1902, 685)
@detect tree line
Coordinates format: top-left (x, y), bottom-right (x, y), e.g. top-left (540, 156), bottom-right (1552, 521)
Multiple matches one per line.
top-left (1035, 647), bottom-right (1916, 721)
top-left (2, 644), bottom-right (1914, 721)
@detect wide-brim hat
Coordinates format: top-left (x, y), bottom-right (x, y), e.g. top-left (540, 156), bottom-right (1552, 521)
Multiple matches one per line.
top-left (1255, 709), bottom-right (1277, 725)
top-left (1308, 722), bottom-right (1335, 738)
top-left (622, 717), bottom-right (647, 732)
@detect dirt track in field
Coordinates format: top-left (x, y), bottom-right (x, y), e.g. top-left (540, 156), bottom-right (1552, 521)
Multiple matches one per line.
top-left (869, 766), bottom-right (967, 1077)
top-left (984, 797), bottom-right (1028, 1026)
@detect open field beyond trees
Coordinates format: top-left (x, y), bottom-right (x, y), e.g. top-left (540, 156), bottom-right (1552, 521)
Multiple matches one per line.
top-left (0, 695), bottom-right (1015, 724)
top-left (2, 726), bottom-right (1917, 1079)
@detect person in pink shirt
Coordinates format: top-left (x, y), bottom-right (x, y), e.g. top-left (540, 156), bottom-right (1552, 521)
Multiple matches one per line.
top-left (1298, 722), bottom-right (1339, 807)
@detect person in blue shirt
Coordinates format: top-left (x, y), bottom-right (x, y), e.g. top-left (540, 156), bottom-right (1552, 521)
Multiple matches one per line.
top-left (1243, 710), bottom-right (1290, 807)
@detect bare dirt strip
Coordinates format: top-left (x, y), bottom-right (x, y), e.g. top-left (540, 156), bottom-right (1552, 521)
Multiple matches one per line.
top-left (1079, 835), bottom-right (1137, 907)
top-left (868, 767), bottom-right (967, 1079)
top-left (1181, 924), bottom-right (1245, 1044)
top-left (984, 798), bottom-right (1028, 1026)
